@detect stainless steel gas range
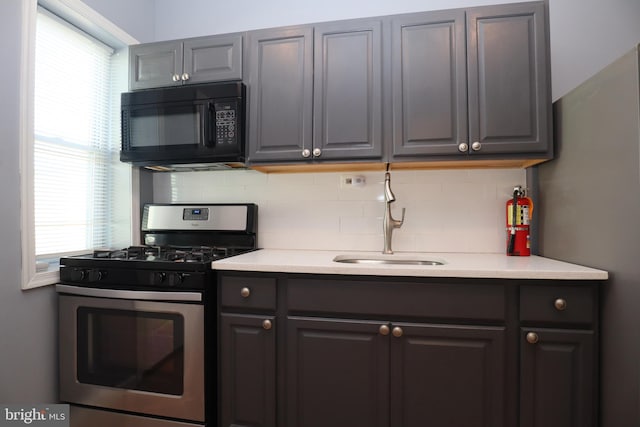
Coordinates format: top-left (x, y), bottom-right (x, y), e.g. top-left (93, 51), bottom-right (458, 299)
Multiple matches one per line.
top-left (56, 203), bottom-right (257, 427)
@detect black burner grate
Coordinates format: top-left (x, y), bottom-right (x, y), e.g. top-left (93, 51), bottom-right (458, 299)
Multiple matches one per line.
top-left (92, 245), bottom-right (235, 263)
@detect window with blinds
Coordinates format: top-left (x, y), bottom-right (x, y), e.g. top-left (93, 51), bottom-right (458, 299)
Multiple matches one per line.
top-left (34, 7), bottom-right (131, 263)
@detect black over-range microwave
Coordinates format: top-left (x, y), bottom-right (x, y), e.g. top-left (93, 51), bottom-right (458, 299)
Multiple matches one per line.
top-left (120, 82), bottom-right (245, 170)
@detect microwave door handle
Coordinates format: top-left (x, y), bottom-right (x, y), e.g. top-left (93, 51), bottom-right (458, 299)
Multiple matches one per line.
top-left (204, 102), bottom-right (215, 147)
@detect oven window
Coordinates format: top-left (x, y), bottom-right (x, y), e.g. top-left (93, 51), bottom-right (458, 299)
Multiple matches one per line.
top-left (77, 308), bottom-right (184, 395)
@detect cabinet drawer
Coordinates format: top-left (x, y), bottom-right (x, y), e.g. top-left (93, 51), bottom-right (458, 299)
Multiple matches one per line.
top-left (287, 278), bottom-right (505, 322)
top-left (221, 275), bottom-right (277, 311)
top-left (520, 285), bottom-right (595, 326)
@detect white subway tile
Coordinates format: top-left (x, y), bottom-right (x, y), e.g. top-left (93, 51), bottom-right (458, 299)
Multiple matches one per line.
top-left (157, 168), bottom-right (524, 254)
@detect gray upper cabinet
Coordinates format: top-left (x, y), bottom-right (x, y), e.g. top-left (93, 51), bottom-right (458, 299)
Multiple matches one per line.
top-left (466, 2), bottom-right (550, 156)
top-left (246, 27), bottom-right (313, 162)
top-left (129, 40), bottom-right (182, 90)
top-left (390, 10), bottom-right (468, 158)
top-left (313, 20), bottom-right (384, 161)
top-left (391, 1), bottom-right (550, 160)
top-left (247, 19), bottom-right (384, 164)
top-left (129, 35), bottom-right (242, 90)
top-left (126, 1), bottom-right (552, 165)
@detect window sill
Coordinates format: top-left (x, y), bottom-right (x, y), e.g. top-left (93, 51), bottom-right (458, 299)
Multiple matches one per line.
top-left (23, 269), bottom-right (60, 290)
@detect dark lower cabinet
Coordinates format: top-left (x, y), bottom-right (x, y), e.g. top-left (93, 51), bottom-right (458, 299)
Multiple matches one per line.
top-left (520, 328), bottom-right (596, 427)
top-left (285, 317), bottom-right (507, 427)
top-left (390, 323), bottom-right (506, 427)
top-left (220, 313), bottom-right (276, 427)
top-left (286, 317), bottom-right (389, 427)
top-left (217, 273), bottom-right (600, 427)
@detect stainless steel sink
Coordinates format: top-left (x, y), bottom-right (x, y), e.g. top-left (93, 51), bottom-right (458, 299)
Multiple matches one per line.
top-left (333, 254), bottom-right (446, 266)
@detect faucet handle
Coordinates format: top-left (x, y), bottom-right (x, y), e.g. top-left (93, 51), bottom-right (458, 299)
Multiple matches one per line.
top-left (393, 208), bottom-right (406, 227)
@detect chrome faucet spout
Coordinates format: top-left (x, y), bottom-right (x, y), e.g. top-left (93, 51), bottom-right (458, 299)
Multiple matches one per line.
top-left (382, 171), bottom-right (405, 254)
top-left (384, 172), bottom-right (396, 203)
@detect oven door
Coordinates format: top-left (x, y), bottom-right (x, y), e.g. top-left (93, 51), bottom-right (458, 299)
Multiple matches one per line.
top-left (57, 286), bottom-right (205, 423)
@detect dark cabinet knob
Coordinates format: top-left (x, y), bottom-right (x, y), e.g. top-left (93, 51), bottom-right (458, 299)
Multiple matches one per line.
top-left (526, 332), bottom-right (539, 344)
top-left (554, 298), bottom-right (567, 311)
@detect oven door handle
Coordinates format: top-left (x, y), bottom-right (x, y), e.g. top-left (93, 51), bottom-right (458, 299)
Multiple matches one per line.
top-left (55, 284), bottom-right (202, 302)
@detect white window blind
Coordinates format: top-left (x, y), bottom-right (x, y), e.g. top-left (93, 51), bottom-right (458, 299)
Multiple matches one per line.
top-left (34, 7), bottom-right (131, 261)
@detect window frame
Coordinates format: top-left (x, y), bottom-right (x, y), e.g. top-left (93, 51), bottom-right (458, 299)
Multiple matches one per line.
top-left (20, 0), bottom-right (140, 290)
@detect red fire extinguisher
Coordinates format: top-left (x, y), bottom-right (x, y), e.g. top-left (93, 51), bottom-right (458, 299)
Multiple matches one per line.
top-left (506, 186), bottom-right (533, 256)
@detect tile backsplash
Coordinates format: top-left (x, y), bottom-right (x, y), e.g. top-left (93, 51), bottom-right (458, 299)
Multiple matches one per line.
top-left (153, 168), bottom-right (526, 253)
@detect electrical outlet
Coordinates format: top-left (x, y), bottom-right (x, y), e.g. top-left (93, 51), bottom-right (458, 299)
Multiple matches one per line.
top-left (341, 175), bottom-right (366, 188)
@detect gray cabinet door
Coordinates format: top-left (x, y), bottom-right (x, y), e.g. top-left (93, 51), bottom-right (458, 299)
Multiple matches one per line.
top-left (129, 41), bottom-right (183, 90)
top-left (183, 35), bottom-right (242, 84)
top-left (520, 328), bottom-right (595, 427)
top-left (391, 10), bottom-right (468, 158)
top-left (286, 316), bottom-right (389, 427)
top-left (247, 27), bottom-right (313, 162)
top-left (467, 2), bottom-right (550, 155)
top-left (390, 323), bottom-right (506, 427)
top-left (313, 19), bottom-right (383, 160)
top-left (220, 313), bottom-right (276, 427)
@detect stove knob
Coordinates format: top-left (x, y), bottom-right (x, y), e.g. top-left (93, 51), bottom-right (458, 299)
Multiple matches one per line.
top-left (174, 273), bottom-right (185, 285)
top-left (88, 269), bottom-right (104, 282)
top-left (167, 273), bottom-right (185, 287)
top-left (70, 269), bottom-right (86, 282)
top-left (152, 272), bottom-right (166, 285)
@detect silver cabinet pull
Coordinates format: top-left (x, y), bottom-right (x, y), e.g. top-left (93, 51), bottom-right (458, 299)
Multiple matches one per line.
top-left (172, 74), bottom-right (181, 82)
top-left (301, 149), bottom-right (311, 158)
top-left (554, 298), bottom-right (567, 311)
top-left (392, 326), bottom-right (403, 338)
top-left (181, 72), bottom-right (190, 81)
top-left (379, 325), bottom-right (390, 336)
top-left (240, 287), bottom-right (251, 298)
top-left (471, 141), bottom-right (482, 151)
top-left (312, 148), bottom-right (322, 157)
top-left (262, 319), bottom-right (273, 330)
top-left (526, 332), bottom-right (539, 344)
top-left (458, 143), bottom-right (469, 152)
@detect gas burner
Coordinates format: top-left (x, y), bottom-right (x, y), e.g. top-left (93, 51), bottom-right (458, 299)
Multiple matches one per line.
top-left (163, 246), bottom-right (230, 263)
top-left (90, 245), bottom-right (237, 263)
top-left (93, 246), bottom-right (163, 260)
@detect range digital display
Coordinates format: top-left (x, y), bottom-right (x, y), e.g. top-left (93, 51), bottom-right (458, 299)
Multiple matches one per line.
top-left (183, 208), bottom-right (209, 221)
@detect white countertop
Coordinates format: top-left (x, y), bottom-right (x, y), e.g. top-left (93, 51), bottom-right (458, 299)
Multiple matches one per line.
top-left (212, 249), bottom-right (608, 280)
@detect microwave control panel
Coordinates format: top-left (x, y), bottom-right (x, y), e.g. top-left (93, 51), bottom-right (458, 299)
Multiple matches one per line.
top-left (214, 101), bottom-right (237, 145)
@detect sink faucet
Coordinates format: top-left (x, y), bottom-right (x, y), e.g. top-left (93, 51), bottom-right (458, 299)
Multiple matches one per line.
top-left (383, 166), bottom-right (405, 254)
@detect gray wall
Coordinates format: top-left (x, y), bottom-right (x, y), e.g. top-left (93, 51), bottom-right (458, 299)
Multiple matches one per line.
top-left (151, 0), bottom-right (640, 100)
top-left (0, 0), bottom-right (57, 403)
top-left (81, 0), bottom-right (156, 43)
